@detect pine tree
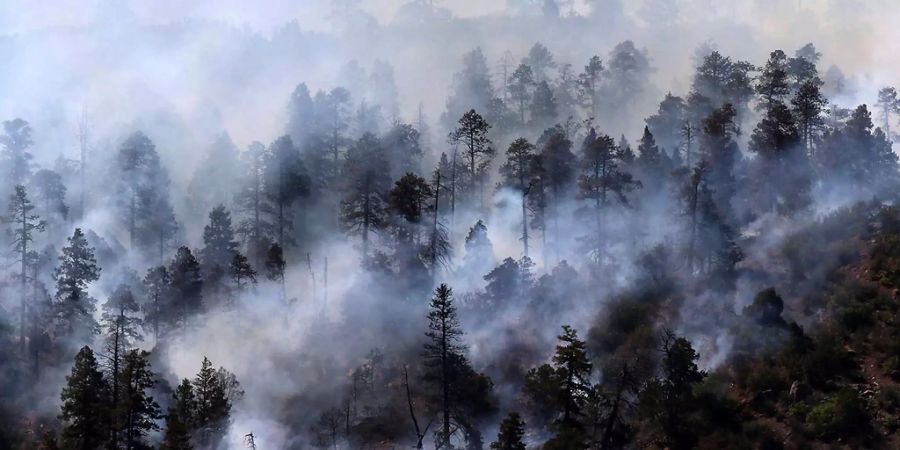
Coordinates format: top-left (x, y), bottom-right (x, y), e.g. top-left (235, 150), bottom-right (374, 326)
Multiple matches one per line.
top-left (201, 205), bottom-right (239, 271)
top-left (389, 172), bottom-right (434, 246)
top-left (193, 357), bottom-right (241, 449)
top-left (116, 350), bottom-right (161, 450)
top-left (340, 133), bottom-right (392, 260)
top-left (691, 51), bottom-right (754, 114)
top-left (791, 79), bottom-right (827, 154)
top-left (489, 412), bottom-right (527, 450)
top-left (699, 103), bottom-right (740, 221)
top-left (499, 138), bottom-right (537, 257)
top-left (448, 110), bottom-right (494, 209)
top-left (59, 346), bottom-right (109, 450)
top-left (578, 129), bottom-right (640, 259)
top-left (286, 82), bottom-right (316, 144)
top-left (115, 131), bottom-right (177, 258)
top-left (3, 185), bottom-right (45, 352)
top-left (168, 247), bottom-right (203, 329)
top-left (646, 93), bottom-right (686, 153)
top-left (141, 266), bottom-right (171, 345)
top-left (312, 87), bottom-right (353, 180)
top-left (578, 56), bottom-right (604, 119)
top-left (29, 169), bottom-right (68, 228)
top-left (530, 80), bottom-right (558, 129)
top-left (756, 50), bottom-right (791, 111)
top-left (424, 284), bottom-right (465, 448)
top-left (876, 86), bottom-right (900, 140)
top-left (230, 252), bottom-right (257, 291)
top-left (637, 331), bottom-right (706, 450)
top-left (187, 133), bottom-right (241, 215)
top-left (0, 118), bottom-right (34, 187)
top-left (264, 135), bottom-right (309, 247)
top-left (235, 141), bottom-right (276, 267)
top-left (443, 47), bottom-right (495, 128)
top-left (54, 228), bottom-right (101, 341)
top-left (508, 64), bottom-right (535, 127)
top-left (536, 125), bottom-right (577, 262)
top-left (382, 122), bottom-right (424, 180)
top-left (161, 379), bottom-right (196, 450)
top-left (101, 284), bottom-right (143, 447)
top-left (635, 126), bottom-right (666, 195)
top-left (553, 325), bottom-right (592, 426)
top-left (523, 42), bottom-right (557, 82)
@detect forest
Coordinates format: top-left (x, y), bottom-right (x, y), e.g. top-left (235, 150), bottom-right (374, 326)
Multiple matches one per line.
top-left (3, 0), bottom-right (900, 449)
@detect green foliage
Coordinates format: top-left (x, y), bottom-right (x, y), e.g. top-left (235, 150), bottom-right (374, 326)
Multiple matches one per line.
top-left (490, 412), bottom-right (526, 450)
top-left (806, 388), bottom-right (870, 439)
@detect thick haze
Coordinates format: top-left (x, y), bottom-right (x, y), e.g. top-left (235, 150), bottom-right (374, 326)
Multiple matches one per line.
top-left (3, 1), bottom-right (900, 448)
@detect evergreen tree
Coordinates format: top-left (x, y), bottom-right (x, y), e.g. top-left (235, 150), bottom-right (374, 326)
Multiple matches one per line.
top-left (230, 252), bottom-right (257, 291)
top-left (578, 129), bottom-right (640, 258)
top-left (389, 173), bottom-right (433, 246)
top-left (635, 126), bottom-right (666, 190)
top-left (193, 357), bottom-right (241, 449)
top-left (101, 284), bottom-right (143, 447)
top-left (499, 138), bottom-right (536, 257)
top-left (691, 51), bottom-right (754, 114)
top-left (161, 379), bottom-right (196, 450)
top-left (167, 247), bottom-right (203, 329)
top-left (787, 43), bottom-right (821, 89)
top-left (489, 412), bottom-right (527, 450)
top-left (523, 42), bottom-right (556, 82)
top-left (264, 135), bottom-right (309, 247)
top-left (462, 219), bottom-right (495, 281)
top-left (382, 122), bottom-right (424, 180)
top-left (645, 93), bottom-right (686, 153)
top-left (578, 56), bottom-right (604, 119)
top-left (423, 284), bottom-right (465, 448)
top-left (187, 133), bottom-right (241, 215)
top-left (315, 87), bottom-right (353, 179)
top-left (553, 325), bottom-right (592, 426)
top-left (116, 350), bottom-right (161, 450)
top-left (598, 41), bottom-right (652, 130)
top-left (0, 118), bottom-right (34, 187)
top-left (508, 64), bottom-right (534, 127)
top-left (448, 110), bottom-right (494, 209)
top-left (749, 99), bottom-right (806, 213)
top-left (699, 103), bottom-right (740, 221)
top-left (115, 131), bottom-right (177, 259)
top-left (340, 132), bottom-right (391, 260)
top-left (235, 141), bottom-right (276, 265)
top-left (29, 169), bottom-right (69, 228)
top-left (756, 50), bottom-right (791, 111)
top-left (286, 82), bottom-right (316, 144)
top-left (482, 256), bottom-right (534, 309)
top-left (530, 80), bottom-right (558, 129)
top-left (535, 125), bottom-right (577, 262)
top-left (54, 228), bottom-right (101, 341)
top-left (876, 86), bottom-right (900, 139)
top-left (200, 205), bottom-right (239, 271)
top-left (4, 185), bottom-right (45, 351)
top-left (443, 48), bottom-right (495, 128)
top-left (637, 331), bottom-right (706, 450)
top-left (791, 79), bottom-right (827, 154)
top-left (59, 346), bottom-right (109, 450)
top-left (141, 266), bottom-right (171, 345)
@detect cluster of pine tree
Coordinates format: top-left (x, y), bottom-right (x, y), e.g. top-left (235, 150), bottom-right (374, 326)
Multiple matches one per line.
top-left (3, 33), bottom-right (900, 449)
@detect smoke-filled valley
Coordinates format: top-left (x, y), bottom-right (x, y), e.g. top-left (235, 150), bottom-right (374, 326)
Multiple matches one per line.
top-left (4, 1), bottom-right (900, 449)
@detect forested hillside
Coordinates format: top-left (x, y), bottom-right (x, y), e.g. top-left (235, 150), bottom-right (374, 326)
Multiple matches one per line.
top-left (2, 1), bottom-right (900, 449)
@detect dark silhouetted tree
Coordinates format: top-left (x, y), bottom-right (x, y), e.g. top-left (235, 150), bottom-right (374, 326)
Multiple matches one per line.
top-left (4, 185), bottom-right (44, 351)
top-left (54, 228), bottom-right (101, 342)
top-left (59, 346), bottom-right (109, 450)
top-left (340, 133), bottom-right (391, 260)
